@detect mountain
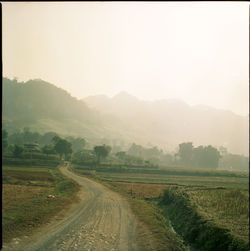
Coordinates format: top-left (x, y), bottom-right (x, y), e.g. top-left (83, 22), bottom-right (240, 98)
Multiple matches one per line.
top-left (2, 78), bottom-right (129, 146)
top-left (3, 77), bottom-right (248, 155)
top-left (83, 92), bottom-right (249, 156)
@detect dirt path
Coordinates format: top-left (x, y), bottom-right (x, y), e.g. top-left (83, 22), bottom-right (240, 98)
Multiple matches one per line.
top-left (3, 165), bottom-right (141, 251)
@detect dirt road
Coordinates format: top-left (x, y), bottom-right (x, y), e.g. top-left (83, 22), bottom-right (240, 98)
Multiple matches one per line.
top-left (3, 165), bottom-right (142, 251)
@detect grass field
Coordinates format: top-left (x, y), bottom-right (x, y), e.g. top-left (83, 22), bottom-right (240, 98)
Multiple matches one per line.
top-left (2, 163), bottom-right (79, 243)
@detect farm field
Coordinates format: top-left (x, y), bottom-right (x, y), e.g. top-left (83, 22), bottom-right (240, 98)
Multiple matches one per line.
top-left (106, 182), bottom-right (249, 243)
top-left (2, 163), bottom-right (78, 244)
top-left (73, 165), bottom-right (249, 190)
top-left (72, 165), bottom-right (249, 249)
top-left (185, 188), bottom-right (249, 243)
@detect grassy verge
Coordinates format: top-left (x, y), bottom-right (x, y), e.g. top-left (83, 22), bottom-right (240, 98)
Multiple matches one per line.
top-left (107, 182), bottom-right (187, 251)
top-left (2, 164), bottom-right (79, 243)
top-left (160, 187), bottom-right (249, 251)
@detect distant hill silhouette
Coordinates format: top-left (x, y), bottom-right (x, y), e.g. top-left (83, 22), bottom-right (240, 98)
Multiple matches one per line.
top-left (2, 78), bottom-right (149, 147)
top-left (83, 92), bottom-right (249, 156)
top-left (2, 77), bottom-right (248, 155)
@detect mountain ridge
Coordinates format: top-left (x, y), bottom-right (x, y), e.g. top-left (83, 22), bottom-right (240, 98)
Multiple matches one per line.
top-left (2, 77), bottom-right (248, 156)
top-left (83, 92), bottom-right (248, 156)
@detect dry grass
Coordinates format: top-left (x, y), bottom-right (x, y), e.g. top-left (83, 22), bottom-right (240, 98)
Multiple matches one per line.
top-left (3, 166), bottom-right (56, 186)
top-left (2, 184), bottom-right (48, 213)
top-left (2, 165), bottom-right (79, 243)
top-left (186, 189), bottom-right (249, 242)
top-left (109, 181), bottom-right (249, 244)
top-left (104, 182), bottom-right (187, 251)
top-left (111, 182), bottom-right (170, 198)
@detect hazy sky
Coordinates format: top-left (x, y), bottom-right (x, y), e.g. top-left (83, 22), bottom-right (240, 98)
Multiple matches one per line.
top-left (2, 2), bottom-right (249, 116)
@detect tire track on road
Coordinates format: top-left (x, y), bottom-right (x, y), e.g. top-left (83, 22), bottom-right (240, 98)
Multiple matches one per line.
top-left (3, 165), bottom-right (140, 251)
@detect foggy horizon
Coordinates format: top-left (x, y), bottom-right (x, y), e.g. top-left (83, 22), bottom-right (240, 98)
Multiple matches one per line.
top-left (3, 75), bottom-right (248, 118)
top-left (2, 3), bottom-right (249, 248)
top-left (2, 2), bottom-right (249, 116)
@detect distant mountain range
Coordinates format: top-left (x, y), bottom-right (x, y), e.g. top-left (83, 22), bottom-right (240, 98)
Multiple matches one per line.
top-left (2, 77), bottom-right (248, 156)
top-left (83, 92), bottom-right (249, 156)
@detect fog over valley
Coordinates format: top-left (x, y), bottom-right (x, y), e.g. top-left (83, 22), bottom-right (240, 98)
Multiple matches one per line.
top-left (3, 77), bottom-right (248, 157)
top-left (2, 3), bottom-right (249, 250)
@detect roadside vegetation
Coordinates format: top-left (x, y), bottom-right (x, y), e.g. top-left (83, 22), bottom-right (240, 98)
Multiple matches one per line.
top-left (72, 164), bottom-right (249, 250)
top-left (2, 160), bottom-right (79, 243)
top-left (70, 166), bottom-right (187, 251)
top-left (161, 187), bottom-right (249, 251)
top-left (186, 188), bottom-right (249, 242)
top-left (2, 126), bottom-right (249, 250)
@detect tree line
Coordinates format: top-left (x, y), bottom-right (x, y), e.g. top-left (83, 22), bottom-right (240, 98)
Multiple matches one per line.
top-left (2, 128), bottom-right (112, 164)
top-left (2, 128), bottom-right (248, 171)
top-left (177, 142), bottom-right (221, 169)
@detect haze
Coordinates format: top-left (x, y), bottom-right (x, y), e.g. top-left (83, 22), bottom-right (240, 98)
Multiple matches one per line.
top-left (2, 2), bottom-right (249, 116)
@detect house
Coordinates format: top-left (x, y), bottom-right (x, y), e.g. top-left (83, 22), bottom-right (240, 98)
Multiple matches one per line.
top-left (23, 143), bottom-right (40, 152)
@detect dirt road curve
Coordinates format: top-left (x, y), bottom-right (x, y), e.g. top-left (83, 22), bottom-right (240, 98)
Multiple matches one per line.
top-left (3, 165), bottom-right (142, 251)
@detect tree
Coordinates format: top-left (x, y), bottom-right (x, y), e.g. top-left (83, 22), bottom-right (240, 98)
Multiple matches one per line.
top-left (53, 137), bottom-right (72, 159)
top-left (178, 142), bottom-right (193, 166)
top-left (42, 144), bottom-right (56, 156)
top-left (93, 145), bottom-right (112, 164)
top-left (2, 129), bottom-right (8, 153)
top-left (13, 144), bottom-right (24, 157)
top-left (72, 151), bottom-right (95, 164)
top-left (218, 146), bottom-right (228, 156)
top-left (22, 127), bottom-right (40, 143)
top-left (8, 131), bottom-right (24, 145)
top-left (23, 127), bottom-right (32, 143)
top-left (219, 153), bottom-right (249, 171)
top-left (127, 143), bottom-right (144, 158)
top-left (116, 151), bottom-right (126, 160)
top-left (161, 153), bottom-right (175, 166)
top-left (52, 135), bottom-right (61, 144)
top-left (193, 145), bottom-right (221, 169)
top-left (203, 145), bottom-right (221, 169)
top-left (192, 146), bottom-right (204, 168)
top-left (39, 132), bottom-right (58, 145)
top-left (66, 137), bottom-right (86, 152)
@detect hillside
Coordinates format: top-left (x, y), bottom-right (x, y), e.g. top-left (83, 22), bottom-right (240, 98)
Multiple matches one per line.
top-left (2, 77), bottom-right (248, 155)
top-left (83, 92), bottom-right (249, 156)
top-left (2, 78), bottom-right (133, 146)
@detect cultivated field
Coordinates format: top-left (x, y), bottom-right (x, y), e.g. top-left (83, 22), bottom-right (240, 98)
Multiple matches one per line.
top-left (2, 163), bottom-right (78, 244)
top-left (73, 165), bottom-right (249, 190)
top-left (72, 164), bottom-right (249, 249)
top-left (186, 188), bottom-right (249, 243)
